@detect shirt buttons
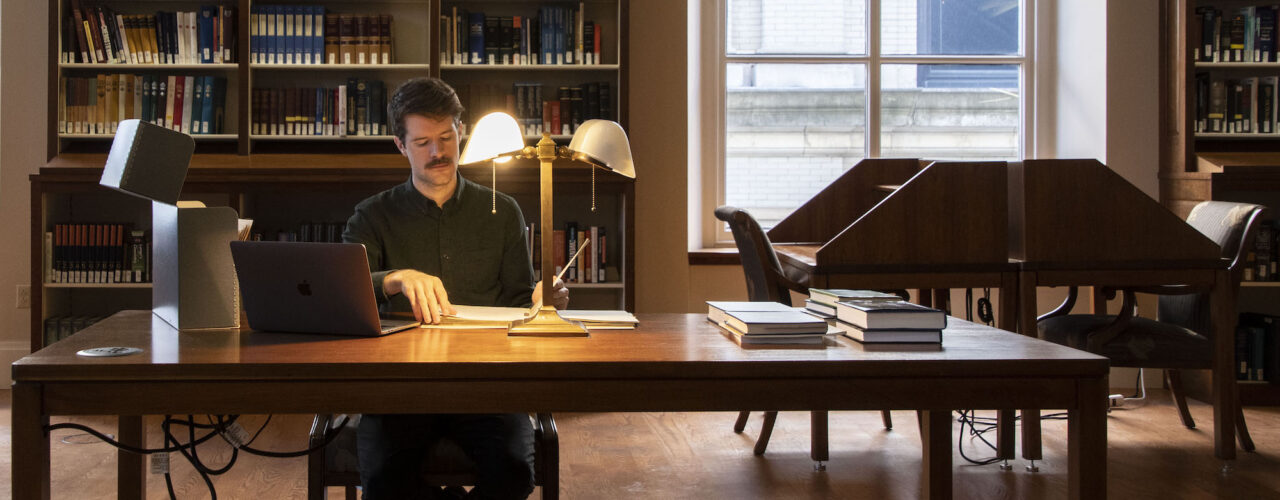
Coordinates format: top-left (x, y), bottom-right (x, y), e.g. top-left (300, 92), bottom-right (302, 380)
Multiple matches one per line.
top-left (443, 254), bottom-right (450, 260)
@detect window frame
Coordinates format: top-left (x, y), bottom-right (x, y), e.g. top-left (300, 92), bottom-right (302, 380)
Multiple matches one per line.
top-left (699, 0), bottom-right (1036, 247)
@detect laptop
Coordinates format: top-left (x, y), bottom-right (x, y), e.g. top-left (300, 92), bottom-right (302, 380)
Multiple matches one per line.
top-left (230, 241), bottom-right (420, 336)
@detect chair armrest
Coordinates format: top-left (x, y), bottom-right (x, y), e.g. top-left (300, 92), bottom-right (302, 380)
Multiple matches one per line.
top-left (1085, 290), bottom-right (1137, 350)
top-left (309, 414), bottom-right (335, 449)
top-left (1037, 286), bottom-right (1079, 322)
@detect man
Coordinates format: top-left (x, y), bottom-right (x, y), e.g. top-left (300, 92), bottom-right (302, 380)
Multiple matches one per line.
top-left (343, 77), bottom-right (568, 500)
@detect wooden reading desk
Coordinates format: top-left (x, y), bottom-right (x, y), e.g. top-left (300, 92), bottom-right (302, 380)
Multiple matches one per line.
top-left (12, 310), bottom-right (1107, 500)
top-left (1010, 159), bottom-right (1239, 460)
top-left (769, 159), bottom-right (1024, 459)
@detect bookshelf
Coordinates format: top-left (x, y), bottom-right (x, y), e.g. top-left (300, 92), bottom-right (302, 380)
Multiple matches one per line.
top-left (1158, 1), bottom-right (1280, 406)
top-left (33, 0), bottom-right (633, 351)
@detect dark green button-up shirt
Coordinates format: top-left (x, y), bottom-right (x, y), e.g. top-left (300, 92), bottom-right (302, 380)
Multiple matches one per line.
top-left (343, 174), bottom-right (535, 311)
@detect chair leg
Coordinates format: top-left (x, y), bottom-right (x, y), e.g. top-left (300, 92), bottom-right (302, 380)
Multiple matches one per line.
top-left (734, 411), bottom-right (750, 433)
top-left (1235, 396), bottom-right (1256, 452)
top-left (1167, 370), bottom-right (1196, 429)
top-left (345, 485), bottom-right (357, 500)
top-left (881, 410), bottom-right (893, 430)
top-left (754, 412), bottom-right (778, 456)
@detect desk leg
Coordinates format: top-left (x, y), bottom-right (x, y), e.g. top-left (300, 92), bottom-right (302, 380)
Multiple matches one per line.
top-left (1016, 271), bottom-right (1044, 461)
top-left (1069, 375), bottom-right (1107, 500)
top-left (996, 410), bottom-right (1016, 459)
top-left (118, 415), bottom-right (145, 500)
top-left (1212, 269), bottom-right (1237, 460)
top-left (810, 411), bottom-right (829, 463)
top-left (920, 410), bottom-right (952, 500)
top-left (13, 382), bottom-right (50, 500)
top-left (995, 272), bottom-right (1019, 461)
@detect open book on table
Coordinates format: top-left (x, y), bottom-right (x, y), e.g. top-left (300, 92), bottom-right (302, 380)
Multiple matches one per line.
top-left (414, 305), bottom-right (638, 330)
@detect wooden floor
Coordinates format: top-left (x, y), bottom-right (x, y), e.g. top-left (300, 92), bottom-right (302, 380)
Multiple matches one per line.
top-left (1, 389), bottom-right (1278, 499)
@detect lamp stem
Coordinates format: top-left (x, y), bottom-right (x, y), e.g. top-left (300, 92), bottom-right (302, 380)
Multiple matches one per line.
top-left (538, 133), bottom-right (556, 310)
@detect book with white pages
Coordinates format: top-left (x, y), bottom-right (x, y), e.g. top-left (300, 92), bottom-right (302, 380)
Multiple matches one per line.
top-left (558, 309), bottom-right (639, 329)
top-left (716, 320), bottom-right (826, 345)
top-left (723, 310), bottom-right (828, 335)
top-left (834, 300), bottom-right (947, 330)
top-left (706, 300), bottom-right (794, 325)
top-left (833, 320), bottom-right (942, 344)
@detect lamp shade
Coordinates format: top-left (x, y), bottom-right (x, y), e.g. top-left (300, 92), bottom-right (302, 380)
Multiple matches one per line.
top-left (459, 112), bottom-right (525, 165)
top-left (567, 119), bottom-right (635, 178)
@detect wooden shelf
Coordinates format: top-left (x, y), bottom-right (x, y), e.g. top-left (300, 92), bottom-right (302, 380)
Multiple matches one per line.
top-left (60, 63), bottom-right (238, 70)
top-left (249, 135), bottom-right (394, 141)
top-left (250, 63), bottom-right (431, 71)
top-left (440, 64), bottom-right (619, 71)
top-left (565, 283), bottom-right (624, 289)
top-left (1196, 133), bottom-right (1280, 139)
top-left (44, 283), bottom-right (152, 289)
top-left (1194, 62), bottom-right (1280, 68)
top-left (60, 133), bottom-right (238, 140)
top-left (1241, 281), bottom-right (1280, 287)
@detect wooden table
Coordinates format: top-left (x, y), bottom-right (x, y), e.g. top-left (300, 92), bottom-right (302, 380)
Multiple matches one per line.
top-left (12, 310), bottom-right (1109, 500)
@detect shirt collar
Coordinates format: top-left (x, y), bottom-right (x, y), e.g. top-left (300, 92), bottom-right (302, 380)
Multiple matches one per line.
top-left (402, 171), bottom-right (470, 214)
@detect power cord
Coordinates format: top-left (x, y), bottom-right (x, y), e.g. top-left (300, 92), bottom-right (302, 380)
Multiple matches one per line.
top-left (44, 413), bottom-right (350, 499)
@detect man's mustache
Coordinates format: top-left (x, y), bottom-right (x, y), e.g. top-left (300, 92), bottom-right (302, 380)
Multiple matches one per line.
top-left (425, 159), bottom-right (450, 168)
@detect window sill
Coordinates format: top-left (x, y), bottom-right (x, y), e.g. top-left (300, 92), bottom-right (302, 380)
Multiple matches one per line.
top-left (689, 248), bottom-right (740, 266)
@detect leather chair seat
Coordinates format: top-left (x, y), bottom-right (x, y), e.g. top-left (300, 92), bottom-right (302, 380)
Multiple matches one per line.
top-left (325, 415), bottom-right (480, 481)
top-left (1038, 315), bottom-right (1210, 369)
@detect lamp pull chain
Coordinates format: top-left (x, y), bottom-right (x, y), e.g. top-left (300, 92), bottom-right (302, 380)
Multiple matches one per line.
top-left (591, 165), bottom-right (597, 212)
top-left (491, 159), bottom-right (497, 214)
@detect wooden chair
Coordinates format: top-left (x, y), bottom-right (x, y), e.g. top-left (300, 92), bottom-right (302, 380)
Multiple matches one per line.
top-left (1036, 200), bottom-right (1264, 452)
top-left (307, 413), bottom-right (559, 500)
top-left (714, 206), bottom-right (894, 464)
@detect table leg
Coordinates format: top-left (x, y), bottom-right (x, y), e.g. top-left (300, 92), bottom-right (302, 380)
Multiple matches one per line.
top-left (119, 415), bottom-right (145, 500)
top-left (13, 382), bottom-right (50, 500)
top-left (1021, 409), bottom-right (1043, 460)
top-left (1015, 271), bottom-right (1044, 460)
top-left (1212, 269), bottom-right (1237, 460)
top-left (810, 411), bottom-right (828, 464)
top-left (1069, 375), bottom-right (1107, 500)
top-left (997, 410), bottom-right (1016, 459)
top-left (920, 410), bottom-right (952, 500)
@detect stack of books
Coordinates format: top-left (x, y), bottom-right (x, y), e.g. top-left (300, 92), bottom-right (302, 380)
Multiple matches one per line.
top-left (831, 298), bottom-right (946, 344)
top-left (707, 301), bottom-right (830, 345)
top-left (803, 288), bottom-right (902, 319)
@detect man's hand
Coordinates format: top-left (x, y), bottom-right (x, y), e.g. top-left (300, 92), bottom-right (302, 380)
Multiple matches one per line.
top-left (532, 278), bottom-right (570, 309)
top-left (383, 270), bottom-right (456, 324)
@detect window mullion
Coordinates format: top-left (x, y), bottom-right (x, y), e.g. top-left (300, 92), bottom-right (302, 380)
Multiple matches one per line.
top-left (868, 0), bottom-right (882, 158)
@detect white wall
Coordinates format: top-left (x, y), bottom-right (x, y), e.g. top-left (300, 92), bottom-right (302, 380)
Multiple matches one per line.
top-left (1052, 0), bottom-right (1160, 197)
top-left (0, 0), bottom-right (46, 385)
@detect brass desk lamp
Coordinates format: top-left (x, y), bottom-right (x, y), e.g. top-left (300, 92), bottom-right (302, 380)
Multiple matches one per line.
top-left (460, 112), bottom-right (635, 336)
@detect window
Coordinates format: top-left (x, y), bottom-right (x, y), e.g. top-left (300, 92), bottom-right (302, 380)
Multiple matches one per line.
top-left (703, 0), bottom-right (1032, 242)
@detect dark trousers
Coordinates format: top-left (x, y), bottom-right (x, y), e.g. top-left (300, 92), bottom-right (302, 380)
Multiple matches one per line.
top-left (357, 413), bottom-right (535, 500)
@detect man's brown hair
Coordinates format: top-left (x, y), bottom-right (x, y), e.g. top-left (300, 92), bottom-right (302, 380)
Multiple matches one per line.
top-left (387, 77), bottom-right (464, 141)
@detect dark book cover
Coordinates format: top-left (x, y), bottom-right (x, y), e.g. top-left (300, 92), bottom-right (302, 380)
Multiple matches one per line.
top-left (1259, 7), bottom-right (1276, 62)
top-left (1209, 78), bottom-right (1226, 133)
top-left (500, 16), bottom-right (514, 63)
top-left (1261, 78), bottom-right (1275, 134)
top-left (469, 12), bottom-right (486, 64)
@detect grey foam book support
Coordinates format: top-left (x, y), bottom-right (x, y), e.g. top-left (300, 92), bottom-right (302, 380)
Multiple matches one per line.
top-left (151, 201), bottom-right (241, 331)
top-left (101, 119), bottom-right (194, 205)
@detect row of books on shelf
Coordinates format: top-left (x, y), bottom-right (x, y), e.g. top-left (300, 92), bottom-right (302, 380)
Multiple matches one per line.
top-left (247, 222), bottom-right (346, 243)
top-left (252, 80), bottom-right (387, 137)
top-left (1245, 220), bottom-right (1280, 281)
top-left (459, 81), bottom-right (611, 137)
top-left (1194, 73), bottom-right (1280, 134)
top-left (61, 1), bottom-right (235, 64)
top-left (1237, 313), bottom-right (1280, 382)
top-left (59, 74), bottom-right (227, 135)
top-left (44, 224), bottom-right (150, 284)
top-left (43, 315), bottom-right (108, 346)
top-left (1193, 5), bottom-right (1278, 63)
top-left (529, 222), bottom-right (612, 284)
top-left (250, 7), bottom-right (393, 65)
top-left (442, 4), bottom-right (604, 66)
top-left (706, 289), bottom-right (945, 346)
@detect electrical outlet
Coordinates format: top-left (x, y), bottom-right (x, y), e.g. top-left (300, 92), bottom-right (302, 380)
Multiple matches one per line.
top-left (15, 284), bottom-right (30, 309)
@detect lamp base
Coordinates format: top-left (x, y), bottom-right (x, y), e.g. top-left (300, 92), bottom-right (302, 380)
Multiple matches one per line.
top-left (508, 307), bottom-right (589, 337)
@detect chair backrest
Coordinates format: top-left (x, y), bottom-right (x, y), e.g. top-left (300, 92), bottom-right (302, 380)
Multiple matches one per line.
top-left (714, 206), bottom-right (793, 306)
top-left (1158, 201), bottom-right (1268, 335)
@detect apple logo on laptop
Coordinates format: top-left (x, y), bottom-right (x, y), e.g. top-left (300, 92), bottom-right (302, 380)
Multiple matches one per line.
top-left (297, 280), bottom-right (313, 297)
